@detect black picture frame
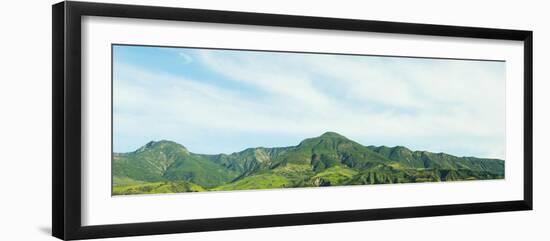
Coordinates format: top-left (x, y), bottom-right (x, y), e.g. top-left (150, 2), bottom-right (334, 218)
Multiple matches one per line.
top-left (52, 1), bottom-right (533, 240)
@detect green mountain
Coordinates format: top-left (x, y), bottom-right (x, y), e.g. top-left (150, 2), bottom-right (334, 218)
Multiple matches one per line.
top-left (113, 140), bottom-right (240, 188)
top-left (112, 132), bottom-right (504, 195)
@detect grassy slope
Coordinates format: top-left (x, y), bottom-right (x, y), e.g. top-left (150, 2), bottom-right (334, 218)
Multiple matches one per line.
top-left (211, 174), bottom-right (291, 191)
top-left (113, 181), bottom-right (205, 195)
top-left (310, 165), bottom-right (358, 186)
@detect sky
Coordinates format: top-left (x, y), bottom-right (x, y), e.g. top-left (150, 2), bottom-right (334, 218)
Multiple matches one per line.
top-left (112, 45), bottom-right (506, 159)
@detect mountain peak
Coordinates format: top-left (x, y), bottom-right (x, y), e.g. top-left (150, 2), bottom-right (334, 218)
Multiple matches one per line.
top-left (393, 145), bottom-right (411, 152)
top-left (319, 131), bottom-right (347, 139)
top-left (298, 131), bottom-right (353, 148)
top-left (136, 140), bottom-right (189, 154)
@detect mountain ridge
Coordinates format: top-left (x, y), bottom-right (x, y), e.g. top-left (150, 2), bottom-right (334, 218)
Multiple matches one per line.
top-left (112, 132), bottom-right (504, 195)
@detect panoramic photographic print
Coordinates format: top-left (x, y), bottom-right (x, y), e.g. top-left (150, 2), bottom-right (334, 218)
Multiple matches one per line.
top-left (112, 45), bottom-right (505, 196)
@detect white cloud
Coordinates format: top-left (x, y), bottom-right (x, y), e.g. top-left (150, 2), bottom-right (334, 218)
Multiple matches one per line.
top-left (113, 50), bottom-right (506, 159)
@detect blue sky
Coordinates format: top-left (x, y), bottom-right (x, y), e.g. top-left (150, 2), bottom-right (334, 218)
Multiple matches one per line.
top-left (112, 45), bottom-right (506, 159)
